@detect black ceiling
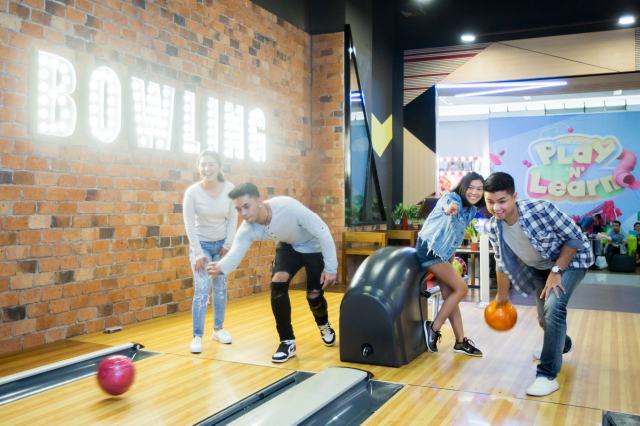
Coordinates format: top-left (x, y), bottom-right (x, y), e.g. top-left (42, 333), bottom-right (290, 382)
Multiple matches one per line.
top-left (250, 1), bottom-right (640, 50)
top-left (397, 0), bottom-right (640, 49)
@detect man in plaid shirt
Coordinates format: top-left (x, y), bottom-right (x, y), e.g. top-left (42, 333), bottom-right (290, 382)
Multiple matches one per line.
top-left (484, 172), bottom-right (593, 397)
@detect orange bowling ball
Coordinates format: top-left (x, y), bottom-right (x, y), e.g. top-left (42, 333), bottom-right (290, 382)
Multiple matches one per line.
top-left (484, 300), bottom-right (518, 331)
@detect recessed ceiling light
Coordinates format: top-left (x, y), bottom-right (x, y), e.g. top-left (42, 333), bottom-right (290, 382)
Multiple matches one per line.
top-left (437, 80), bottom-right (567, 98)
top-left (618, 15), bottom-right (635, 25)
top-left (461, 34), bottom-right (476, 43)
top-left (523, 96), bottom-right (532, 100)
top-left (613, 89), bottom-right (623, 95)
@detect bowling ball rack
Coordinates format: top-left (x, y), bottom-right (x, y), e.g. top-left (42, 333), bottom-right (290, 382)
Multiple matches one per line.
top-left (0, 342), bottom-right (154, 405)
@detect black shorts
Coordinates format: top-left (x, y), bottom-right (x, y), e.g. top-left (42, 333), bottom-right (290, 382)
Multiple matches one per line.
top-left (272, 242), bottom-right (325, 291)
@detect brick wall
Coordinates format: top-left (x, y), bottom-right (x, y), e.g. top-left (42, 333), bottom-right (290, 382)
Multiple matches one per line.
top-left (0, 0), bottom-right (345, 353)
top-left (309, 32), bottom-right (345, 267)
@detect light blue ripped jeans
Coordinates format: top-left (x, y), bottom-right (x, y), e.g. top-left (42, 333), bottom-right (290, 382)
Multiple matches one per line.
top-left (190, 240), bottom-right (227, 337)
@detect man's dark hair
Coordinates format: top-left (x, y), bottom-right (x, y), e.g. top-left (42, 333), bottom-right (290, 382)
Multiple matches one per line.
top-left (611, 220), bottom-right (621, 226)
top-left (228, 182), bottom-right (260, 199)
top-left (484, 172), bottom-right (515, 194)
top-left (452, 172), bottom-right (486, 208)
top-left (634, 222), bottom-right (640, 228)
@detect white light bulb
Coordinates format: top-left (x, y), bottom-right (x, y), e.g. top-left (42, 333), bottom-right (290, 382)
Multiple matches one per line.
top-left (461, 34), bottom-right (476, 43)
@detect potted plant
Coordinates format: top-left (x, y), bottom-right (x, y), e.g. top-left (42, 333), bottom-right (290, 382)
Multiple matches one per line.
top-left (392, 203), bottom-right (406, 228)
top-left (405, 204), bottom-right (420, 229)
top-left (465, 218), bottom-right (480, 250)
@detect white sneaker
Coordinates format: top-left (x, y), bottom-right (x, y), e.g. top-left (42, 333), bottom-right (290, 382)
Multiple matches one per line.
top-left (318, 322), bottom-right (336, 346)
top-left (212, 329), bottom-right (232, 344)
top-left (272, 340), bottom-right (296, 363)
top-left (526, 376), bottom-right (559, 396)
top-left (190, 336), bottom-right (202, 353)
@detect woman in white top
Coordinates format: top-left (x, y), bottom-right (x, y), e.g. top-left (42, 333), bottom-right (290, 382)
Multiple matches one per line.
top-left (182, 150), bottom-right (237, 353)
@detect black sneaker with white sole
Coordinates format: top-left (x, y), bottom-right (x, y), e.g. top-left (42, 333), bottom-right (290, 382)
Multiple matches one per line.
top-left (453, 337), bottom-right (483, 357)
top-left (318, 322), bottom-right (336, 346)
top-left (271, 340), bottom-right (296, 363)
top-left (424, 321), bottom-right (441, 352)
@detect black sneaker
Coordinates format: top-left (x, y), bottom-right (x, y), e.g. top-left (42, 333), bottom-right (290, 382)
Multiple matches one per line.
top-left (318, 322), bottom-right (336, 346)
top-left (271, 340), bottom-right (296, 363)
top-left (453, 337), bottom-right (483, 357)
top-left (424, 321), bottom-right (441, 352)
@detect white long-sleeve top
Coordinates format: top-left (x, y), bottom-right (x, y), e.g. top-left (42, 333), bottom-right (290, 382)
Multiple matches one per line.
top-left (217, 196), bottom-right (338, 275)
top-left (182, 181), bottom-right (238, 259)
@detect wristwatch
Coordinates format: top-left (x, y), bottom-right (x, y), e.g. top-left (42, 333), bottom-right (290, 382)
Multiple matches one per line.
top-left (551, 265), bottom-right (563, 274)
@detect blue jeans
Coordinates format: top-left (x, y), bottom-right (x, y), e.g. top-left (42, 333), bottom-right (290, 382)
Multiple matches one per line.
top-left (534, 268), bottom-right (586, 379)
top-left (415, 237), bottom-right (447, 270)
top-left (190, 240), bottom-right (227, 336)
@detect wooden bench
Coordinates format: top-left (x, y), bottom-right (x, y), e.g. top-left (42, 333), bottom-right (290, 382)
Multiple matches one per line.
top-left (341, 231), bottom-right (387, 285)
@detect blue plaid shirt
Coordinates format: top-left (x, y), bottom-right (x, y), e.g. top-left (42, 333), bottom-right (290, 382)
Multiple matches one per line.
top-left (487, 199), bottom-right (594, 295)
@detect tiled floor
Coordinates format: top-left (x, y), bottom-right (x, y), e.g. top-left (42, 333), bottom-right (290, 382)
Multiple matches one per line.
top-left (582, 271), bottom-right (640, 287)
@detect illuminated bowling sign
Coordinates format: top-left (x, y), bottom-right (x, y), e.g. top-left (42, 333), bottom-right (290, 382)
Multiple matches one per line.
top-left (31, 50), bottom-right (266, 161)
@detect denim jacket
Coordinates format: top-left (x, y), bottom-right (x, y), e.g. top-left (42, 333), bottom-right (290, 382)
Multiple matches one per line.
top-left (417, 192), bottom-right (477, 261)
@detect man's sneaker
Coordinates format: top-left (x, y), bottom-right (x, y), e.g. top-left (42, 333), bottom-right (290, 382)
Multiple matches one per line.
top-left (189, 336), bottom-right (202, 354)
top-left (271, 340), bottom-right (296, 363)
top-left (453, 337), bottom-right (483, 357)
top-left (533, 339), bottom-right (572, 360)
top-left (526, 376), bottom-right (559, 396)
top-left (424, 321), bottom-right (441, 352)
top-left (318, 323), bottom-right (336, 346)
top-left (212, 329), bottom-right (232, 344)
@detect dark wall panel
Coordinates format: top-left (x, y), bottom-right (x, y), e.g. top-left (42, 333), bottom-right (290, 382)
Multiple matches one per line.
top-left (403, 88), bottom-right (437, 152)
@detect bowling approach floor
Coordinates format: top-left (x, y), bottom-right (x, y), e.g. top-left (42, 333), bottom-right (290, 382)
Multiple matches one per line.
top-left (1, 291), bottom-right (638, 425)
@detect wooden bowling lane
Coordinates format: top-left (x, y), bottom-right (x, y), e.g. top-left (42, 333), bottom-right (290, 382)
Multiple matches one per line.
top-left (68, 290), bottom-right (640, 419)
top-left (5, 291), bottom-right (640, 424)
top-left (363, 385), bottom-right (602, 425)
top-left (0, 353), bottom-right (291, 425)
top-left (0, 340), bottom-right (110, 378)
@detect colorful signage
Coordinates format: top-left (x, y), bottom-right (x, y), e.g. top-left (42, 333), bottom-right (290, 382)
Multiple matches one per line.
top-left (31, 50), bottom-right (266, 161)
top-left (489, 112), bottom-right (640, 228)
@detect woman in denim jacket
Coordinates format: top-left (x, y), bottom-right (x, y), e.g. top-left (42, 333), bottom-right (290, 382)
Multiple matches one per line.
top-left (183, 150), bottom-right (237, 354)
top-left (416, 172), bottom-right (485, 357)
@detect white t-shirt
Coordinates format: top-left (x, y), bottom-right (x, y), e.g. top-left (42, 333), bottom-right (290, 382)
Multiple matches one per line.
top-left (217, 196), bottom-right (338, 275)
top-left (503, 219), bottom-right (553, 270)
top-left (182, 180), bottom-right (237, 259)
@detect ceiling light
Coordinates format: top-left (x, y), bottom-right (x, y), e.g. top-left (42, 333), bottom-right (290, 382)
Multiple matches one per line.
top-left (626, 95), bottom-right (640, 106)
top-left (613, 89), bottom-right (622, 95)
top-left (605, 98), bottom-right (625, 107)
top-left (584, 98), bottom-right (605, 108)
top-left (545, 101), bottom-right (564, 110)
top-left (438, 81), bottom-right (567, 89)
top-left (460, 34), bottom-right (476, 43)
top-left (618, 15), bottom-right (635, 25)
top-left (443, 81), bottom-right (567, 98)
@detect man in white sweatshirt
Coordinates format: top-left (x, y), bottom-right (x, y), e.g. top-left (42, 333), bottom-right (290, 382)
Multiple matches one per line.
top-left (207, 183), bottom-right (338, 363)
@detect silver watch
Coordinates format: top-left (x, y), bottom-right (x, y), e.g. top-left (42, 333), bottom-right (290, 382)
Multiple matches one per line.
top-left (551, 265), bottom-right (563, 274)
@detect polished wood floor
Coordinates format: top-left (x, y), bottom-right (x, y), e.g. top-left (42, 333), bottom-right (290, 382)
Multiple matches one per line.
top-left (1, 290), bottom-right (638, 425)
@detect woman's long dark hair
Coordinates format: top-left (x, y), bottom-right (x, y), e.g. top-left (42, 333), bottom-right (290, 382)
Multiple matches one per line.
top-left (452, 172), bottom-right (485, 208)
top-left (199, 149), bottom-right (225, 182)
